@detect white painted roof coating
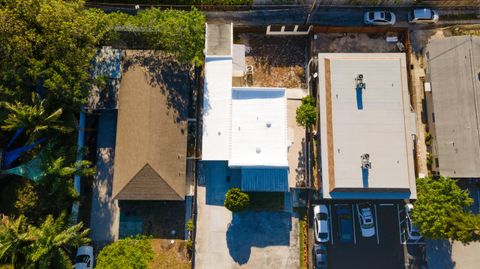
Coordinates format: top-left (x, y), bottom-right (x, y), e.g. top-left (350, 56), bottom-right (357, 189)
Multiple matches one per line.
top-left (229, 88), bottom-right (288, 167)
top-left (318, 53), bottom-right (416, 199)
top-left (201, 57), bottom-right (232, 160)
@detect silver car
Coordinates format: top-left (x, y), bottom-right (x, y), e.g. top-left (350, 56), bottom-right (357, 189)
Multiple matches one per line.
top-left (313, 204), bottom-right (330, 243)
top-left (405, 203), bottom-right (423, 241)
top-left (364, 11), bottom-right (396, 26)
top-left (408, 8), bottom-right (439, 24)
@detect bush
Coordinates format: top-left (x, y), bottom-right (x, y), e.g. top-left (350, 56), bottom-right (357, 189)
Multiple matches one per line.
top-left (96, 236), bottom-right (154, 269)
top-left (185, 219), bottom-right (194, 232)
top-left (224, 188), bottom-right (250, 212)
top-left (296, 96), bottom-right (317, 127)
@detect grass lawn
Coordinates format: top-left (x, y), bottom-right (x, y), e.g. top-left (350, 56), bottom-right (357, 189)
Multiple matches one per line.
top-left (150, 239), bottom-right (191, 269)
top-left (247, 192), bottom-right (284, 211)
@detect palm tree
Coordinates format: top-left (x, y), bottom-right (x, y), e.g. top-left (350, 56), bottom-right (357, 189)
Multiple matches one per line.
top-left (0, 215), bottom-right (33, 267)
top-left (1, 93), bottom-right (72, 142)
top-left (26, 213), bottom-right (90, 269)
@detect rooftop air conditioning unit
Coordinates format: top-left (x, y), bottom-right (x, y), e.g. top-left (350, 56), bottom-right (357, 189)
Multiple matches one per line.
top-left (361, 153), bottom-right (371, 169)
top-left (356, 74), bottom-right (366, 91)
top-left (245, 65), bottom-right (254, 86)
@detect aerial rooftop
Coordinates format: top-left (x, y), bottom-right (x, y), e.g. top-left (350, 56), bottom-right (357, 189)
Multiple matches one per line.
top-left (317, 53), bottom-right (416, 199)
top-left (425, 36), bottom-right (480, 178)
top-left (230, 87), bottom-right (288, 167)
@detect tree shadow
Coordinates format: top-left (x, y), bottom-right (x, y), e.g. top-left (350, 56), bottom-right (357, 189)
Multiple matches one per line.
top-left (295, 138), bottom-right (306, 187)
top-left (426, 239), bottom-right (456, 269)
top-left (226, 211), bottom-right (291, 265)
top-left (122, 51), bottom-right (191, 124)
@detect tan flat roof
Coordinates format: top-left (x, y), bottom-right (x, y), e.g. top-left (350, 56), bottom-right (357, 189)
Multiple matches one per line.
top-left (318, 53), bottom-right (416, 199)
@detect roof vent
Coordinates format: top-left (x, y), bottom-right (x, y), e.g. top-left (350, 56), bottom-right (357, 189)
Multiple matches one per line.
top-left (266, 121), bottom-right (272, 128)
top-left (256, 147), bottom-right (261, 154)
top-left (356, 74), bottom-right (366, 90)
top-left (361, 153), bottom-right (371, 169)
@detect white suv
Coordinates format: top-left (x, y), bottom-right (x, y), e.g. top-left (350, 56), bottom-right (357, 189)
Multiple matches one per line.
top-left (356, 203), bottom-right (375, 237)
top-left (313, 204), bottom-right (330, 243)
top-left (408, 8), bottom-right (439, 24)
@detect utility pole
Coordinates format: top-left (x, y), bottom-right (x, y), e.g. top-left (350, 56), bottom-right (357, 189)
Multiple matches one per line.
top-left (304, 0), bottom-right (318, 25)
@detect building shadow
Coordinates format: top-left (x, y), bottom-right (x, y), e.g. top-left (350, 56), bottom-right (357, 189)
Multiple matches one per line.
top-left (362, 168), bottom-right (369, 188)
top-left (426, 239), bottom-right (455, 269)
top-left (356, 88), bottom-right (363, 110)
top-left (197, 161), bottom-right (240, 206)
top-left (226, 211), bottom-right (291, 265)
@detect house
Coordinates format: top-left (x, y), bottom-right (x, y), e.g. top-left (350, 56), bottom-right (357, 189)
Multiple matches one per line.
top-left (111, 50), bottom-right (190, 238)
top-left (201, 23), bottom-right (290, 192)
top-left (424, 36), bottom-right (480, 178)
top-left (316, 53), bottom-right (417, 199)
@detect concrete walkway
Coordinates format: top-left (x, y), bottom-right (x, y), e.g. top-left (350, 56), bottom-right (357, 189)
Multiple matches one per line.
top-left (90, 110), bottom-right (119, 249)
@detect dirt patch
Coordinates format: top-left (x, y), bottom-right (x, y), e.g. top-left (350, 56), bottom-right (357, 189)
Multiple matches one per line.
top-left (235, 33), bottom-right (307, 88)
top-left (312, 32), bottom-right (403, 54)
top-left (150, 239), bottom-right (191, 269)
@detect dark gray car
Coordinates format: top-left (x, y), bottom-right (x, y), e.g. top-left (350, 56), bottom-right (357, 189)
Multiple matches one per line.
top-left (312, 244), bottom-right (328, 269)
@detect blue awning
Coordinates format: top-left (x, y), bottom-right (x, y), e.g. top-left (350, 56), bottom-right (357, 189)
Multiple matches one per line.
top-left (241, 168), bottom-right (288, 192)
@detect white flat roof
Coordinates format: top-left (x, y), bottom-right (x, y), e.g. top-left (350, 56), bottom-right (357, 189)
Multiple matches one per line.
top-left (229, 88), bottom-right (288, 167)
top-left (201, 57), bottom-right (232, 160)
top-left (318, 53), bottom-right (416, 199)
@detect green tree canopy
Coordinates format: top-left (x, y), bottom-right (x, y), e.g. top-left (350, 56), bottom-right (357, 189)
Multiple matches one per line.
top-left (413, 176), bottom-right (480, 244)
top-left (296, 96), bottom-right (317, 127)
top-left (0, 214), bottom-right (89, 268)
top-left (107, 8), bottom-right (205, 66)
top-left (224, 188), bottom-right (250, 212)
top-left (96, 237), bottom-right (154, 269)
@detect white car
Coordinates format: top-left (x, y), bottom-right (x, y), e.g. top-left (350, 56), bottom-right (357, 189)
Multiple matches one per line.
top-left (313, 204), bottom-right (330, 243)
top-left (74, 246), bottom-right (94, 269)
top-left (364, 11), bottom-right (396, 26)
top-left (405, 203), bottom-right (423, 241)
top-left (356, 203), bottom-right (375, 237)
top-left (408, 8), bottom-right (439, 24)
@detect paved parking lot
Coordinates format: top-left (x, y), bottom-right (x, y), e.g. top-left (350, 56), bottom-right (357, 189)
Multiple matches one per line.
top-left (311, 201), bottom-right (427, 269)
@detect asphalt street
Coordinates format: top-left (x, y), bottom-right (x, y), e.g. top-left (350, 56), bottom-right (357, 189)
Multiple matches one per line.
top-left (205, 7), bottom-right (480, 28)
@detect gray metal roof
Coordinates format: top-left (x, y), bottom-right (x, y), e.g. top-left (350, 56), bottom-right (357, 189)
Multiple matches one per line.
top-left (426, 36), bottom-right (480, 177)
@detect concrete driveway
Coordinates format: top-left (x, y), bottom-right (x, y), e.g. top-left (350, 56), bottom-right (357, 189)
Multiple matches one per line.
top-left (195, 161), bottom-right (299, 269)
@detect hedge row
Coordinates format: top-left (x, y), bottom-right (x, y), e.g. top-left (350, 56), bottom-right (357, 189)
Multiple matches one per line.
top-left (91, 0), bottom-right (253, 5)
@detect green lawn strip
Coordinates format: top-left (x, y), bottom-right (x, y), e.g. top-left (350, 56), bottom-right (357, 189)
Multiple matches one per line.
top-left (295, 207), bottom-right (308, 269)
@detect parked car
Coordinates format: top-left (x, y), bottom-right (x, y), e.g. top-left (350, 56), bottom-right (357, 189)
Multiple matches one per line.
top-left (312, 244), bottom-right (328, 269)
top-left (408, 8), bottom-right (439, 24)
top-left (336, 205), bottom-right (354, 243)
top-left (405, 203), bottom-right (423, 241)
top-left (364, 11), bottom-right (396, 25)
top-left (74, 246), bottom-right (94, 269)
top-left (356, 203), bottom-right (375, 237)
top-left (313, 204), bottom-right (330, 243)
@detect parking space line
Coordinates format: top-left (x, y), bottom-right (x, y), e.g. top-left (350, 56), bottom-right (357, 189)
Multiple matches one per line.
top-left (374, 204), bottom-right (379, 245)
top-left (397, 204), bottom-right (403, 245)
top-left (379, 203), bottom-right (394, 206)
top-left (351, 204), bottom-right (356, 245)
top-left (329, 204), bottom-right (334, 245)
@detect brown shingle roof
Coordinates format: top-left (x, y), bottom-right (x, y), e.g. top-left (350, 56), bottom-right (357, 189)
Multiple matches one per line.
top-left (112, 50), bottom-right (188, 201)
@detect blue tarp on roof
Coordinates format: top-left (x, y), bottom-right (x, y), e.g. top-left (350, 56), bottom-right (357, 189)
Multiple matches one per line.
top-left (241, 168), bottom-right (288, 192)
